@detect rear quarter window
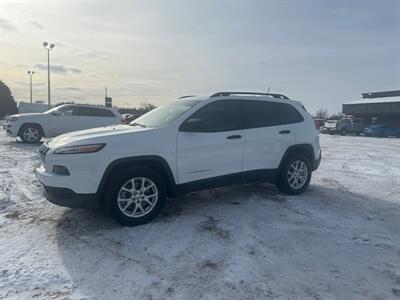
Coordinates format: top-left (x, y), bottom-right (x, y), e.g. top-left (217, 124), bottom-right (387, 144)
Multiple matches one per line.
top-left (278, 103), bottom-right (304, 124)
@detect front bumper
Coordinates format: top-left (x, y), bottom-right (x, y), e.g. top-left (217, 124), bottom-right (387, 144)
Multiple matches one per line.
top-left (321, 127), bottom-right (336, 134)
top-left (41, 184), bottom-right (98, 209)
top-left (3, 123), bottom-right (18, 137)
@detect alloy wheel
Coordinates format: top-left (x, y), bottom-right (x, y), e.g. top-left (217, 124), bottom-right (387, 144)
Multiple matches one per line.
top-left (117, 177), bottom-right (158, 218)
top-left (287, 160), bottom-right (308, 190)
top-left (23, 127), bottom-right (40, 142)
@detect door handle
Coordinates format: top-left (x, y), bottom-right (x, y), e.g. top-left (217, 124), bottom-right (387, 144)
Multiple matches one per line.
top-left (226, 135), bottom-right (242, 140)
top-left (279, 130), bottom-right (291, 134)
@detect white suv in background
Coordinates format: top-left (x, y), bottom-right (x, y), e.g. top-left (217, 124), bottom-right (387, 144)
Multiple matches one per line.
top-left (3, 104), bottom-right (122, 143)
top-left (35, 92), bottom-right (321, 226)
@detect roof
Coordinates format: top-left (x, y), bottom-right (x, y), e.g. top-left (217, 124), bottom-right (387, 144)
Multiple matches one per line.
top-left (344, 97), bottom-right (400, 105)
top-left (178, 92), bottom-right (293, 103)
top-left (362, 90), bottom-right (400, 99)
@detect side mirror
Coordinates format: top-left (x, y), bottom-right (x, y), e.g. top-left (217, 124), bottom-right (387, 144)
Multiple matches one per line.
top-left (52, 111), bottom-right (62, 116)
top-left (180, 118), bottom-right (205, 132)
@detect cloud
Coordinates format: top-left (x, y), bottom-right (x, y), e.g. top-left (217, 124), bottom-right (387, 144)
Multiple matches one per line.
top-left (33, 63), bottom-right (82, 75)
top-left (57, 87), bottom-right (83, 91)
top-left (0, 60), bottom-right (10, 66)
top-left (0, 18), bottom-right (17, 32)
top-left (87, 72), bottom-right (104, 79)
top-left (75, 49), bottom-right (116, 61)
top-left (16, 81), bottom-right (45, 87)
top-left (16, 64), bottom-right (29, 69)
top-left (29, 20), bottom-right (45, 30)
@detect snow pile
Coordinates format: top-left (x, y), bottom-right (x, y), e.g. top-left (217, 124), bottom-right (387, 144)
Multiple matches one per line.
top-left (0, 132), bottom-right (399, 299)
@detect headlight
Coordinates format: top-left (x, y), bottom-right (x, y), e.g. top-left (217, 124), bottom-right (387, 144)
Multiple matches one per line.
top-left (54, 143), bottom-right (106, 154)
top-left (9, 116), bottom-right (18, 121)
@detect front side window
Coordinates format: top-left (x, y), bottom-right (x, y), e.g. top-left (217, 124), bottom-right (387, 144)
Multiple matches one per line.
top-left (131, 99), bottom-right (201, 128)
top-left (57, 105), bottom-right (75, 116)
top-left (180, 100), bottom-right (239, 132)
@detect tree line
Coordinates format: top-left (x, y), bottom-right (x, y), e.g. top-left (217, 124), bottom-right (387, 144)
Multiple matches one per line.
top-left (0, 80), bottom-right (18, 117)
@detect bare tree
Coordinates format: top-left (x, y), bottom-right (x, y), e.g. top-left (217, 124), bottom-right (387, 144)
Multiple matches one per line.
top-left (314, 108), bottom-right (328, 120)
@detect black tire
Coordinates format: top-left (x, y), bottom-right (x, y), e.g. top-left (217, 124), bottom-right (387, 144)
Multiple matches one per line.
top-left (276, 154), bottom-right (312, 195)
top-left (104, 166), bottom-right (166, 226)
top-left (329, 131), bottom-right (334, 135)
top-left (19, 124), bottom-right (43, 143)
top-left (340, 129), bottom-right (347, 136)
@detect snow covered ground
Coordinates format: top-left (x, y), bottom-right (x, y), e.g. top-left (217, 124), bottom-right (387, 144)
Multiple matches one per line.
top-left (0, 130), bottom-right (399, 299)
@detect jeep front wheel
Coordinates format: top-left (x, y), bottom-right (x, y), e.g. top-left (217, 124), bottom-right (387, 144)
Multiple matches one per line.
top-left (105, 167), bottom-right (166, 226)
top-left (20, 125), bottom-right (43, 143)
top-left (276, 155), bottom-right (312, 195)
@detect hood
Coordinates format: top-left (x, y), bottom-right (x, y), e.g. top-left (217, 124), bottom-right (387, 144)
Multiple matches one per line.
top-left (47, 124), bottom-right (149, 148)
top-left (11, 113), bottom-right (43, 118)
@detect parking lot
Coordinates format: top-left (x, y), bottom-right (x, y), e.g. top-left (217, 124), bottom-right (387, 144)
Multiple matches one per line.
top-left (0, 131), bottom-right (399, 299)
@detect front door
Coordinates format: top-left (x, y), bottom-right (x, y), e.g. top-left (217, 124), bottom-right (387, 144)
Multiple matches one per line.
top-left (48, 105), bottom-right (81, 136)
top-left (177, 100), bottom-right (244, 184)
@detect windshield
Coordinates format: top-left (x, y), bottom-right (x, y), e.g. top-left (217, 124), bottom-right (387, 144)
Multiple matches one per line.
top-left (130, 99), bottom-right (201, 128)
top-left (44, 107), bottom-right (59, 114)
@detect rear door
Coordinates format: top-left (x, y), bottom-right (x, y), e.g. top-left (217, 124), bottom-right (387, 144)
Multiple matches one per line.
top-left (177, 100), bottom-right (244, 184)
top-left (241, 100), bottom-right (296, 171)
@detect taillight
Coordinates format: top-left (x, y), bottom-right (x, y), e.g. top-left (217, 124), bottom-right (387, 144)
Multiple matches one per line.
top-left (314, 120), bottom-right (320, 130)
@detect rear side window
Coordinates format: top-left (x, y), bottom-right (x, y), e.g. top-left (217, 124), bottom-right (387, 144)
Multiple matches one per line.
top-left (183, 100), bottom-right (238, 132)
top-left (278, 103), bottom-right (304, 124)
top-left (75, 107), bottom-right (115, 117)
top-left (242, 101), bottom-right (304, 129)
top-left (242, 101), bottom-right (281, 129)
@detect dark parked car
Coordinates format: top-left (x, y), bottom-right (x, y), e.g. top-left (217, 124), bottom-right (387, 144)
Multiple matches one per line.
top-left (363, 125), bottom-right (400, 137)
top-left (335, 117), bottom-right (365, 135)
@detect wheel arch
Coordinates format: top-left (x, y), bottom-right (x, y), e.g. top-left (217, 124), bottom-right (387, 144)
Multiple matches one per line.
top-left (18, 122), bottom-right (45, 137)
top-left (279, 144), bottom-right (316, 171)
top-left (97, 155), bottom-right (177, 203)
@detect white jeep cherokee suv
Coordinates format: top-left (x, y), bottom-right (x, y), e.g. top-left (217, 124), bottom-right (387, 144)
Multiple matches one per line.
top-left (36, 92), bottom-right (321, 226)
top-left (4, 104), bottom-right (122, 143)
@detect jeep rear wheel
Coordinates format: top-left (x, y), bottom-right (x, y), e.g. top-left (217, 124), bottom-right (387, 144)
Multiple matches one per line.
top-left (20, 124), bottom-right (43, 143)
top-left (276, 154), bottom-right (312, 195)
top-left (105, 167), bottom-right (166, 226)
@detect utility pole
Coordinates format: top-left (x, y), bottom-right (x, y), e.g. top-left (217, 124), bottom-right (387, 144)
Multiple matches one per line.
top-left (43, 42), bottom-right (55, 109)
top-left (27, 70), bottom-right (35, 103)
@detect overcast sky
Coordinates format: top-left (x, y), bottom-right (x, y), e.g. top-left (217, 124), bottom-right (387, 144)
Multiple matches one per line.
top-left (0, 0), bottom-right (399, 114)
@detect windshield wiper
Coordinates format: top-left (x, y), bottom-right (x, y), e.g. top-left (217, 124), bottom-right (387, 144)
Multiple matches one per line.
top-left (131, 122), bottom-right (146, 128)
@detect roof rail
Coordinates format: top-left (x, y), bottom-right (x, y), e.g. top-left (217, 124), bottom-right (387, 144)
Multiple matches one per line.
top-left (210, 91), bottom-right (289, 100)
top-left (178, 95), bottom-right (197, 99)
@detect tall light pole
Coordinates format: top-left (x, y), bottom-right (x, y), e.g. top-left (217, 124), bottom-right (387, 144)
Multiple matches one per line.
top-left (27, 70), bottom-right (35, 103)
top-left (43, 41), bottom-right (55, 108)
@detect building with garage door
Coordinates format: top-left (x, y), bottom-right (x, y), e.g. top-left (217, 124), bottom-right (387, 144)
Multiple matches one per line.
top-left (342, 90), bottom-right (400, 127)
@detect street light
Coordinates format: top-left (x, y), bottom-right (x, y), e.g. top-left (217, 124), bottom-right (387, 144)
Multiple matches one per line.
top-left (43, 41), bottom-right (55, 108)
top-left (27, 70), bottom-right (35, 103)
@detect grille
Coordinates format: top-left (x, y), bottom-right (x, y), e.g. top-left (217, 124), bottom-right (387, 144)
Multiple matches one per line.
top-left (39, 144), bottom-right (50, 163)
